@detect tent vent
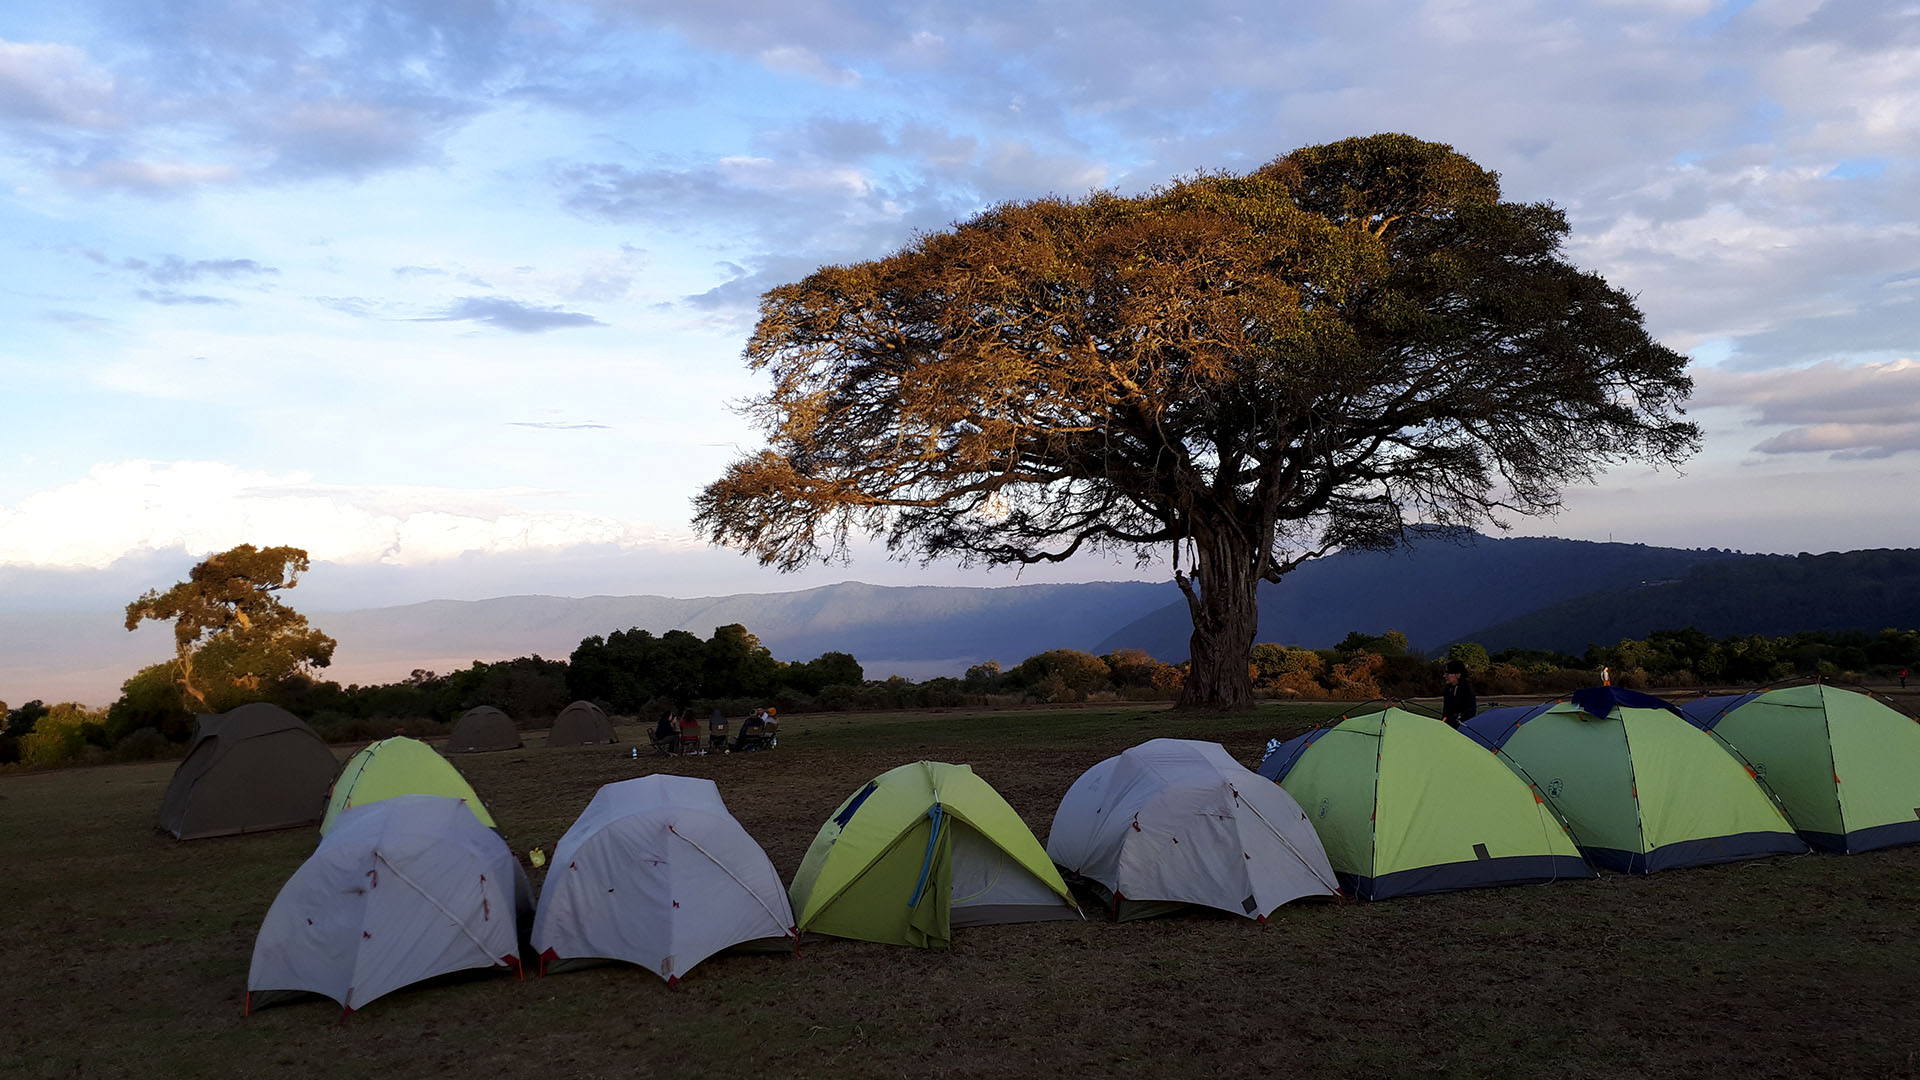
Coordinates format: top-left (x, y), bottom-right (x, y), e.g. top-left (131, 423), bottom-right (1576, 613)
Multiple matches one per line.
top-left (1472, 844), bottom-right (1490, 861)
top-left (1241, 895), bottom-right (1258, 913)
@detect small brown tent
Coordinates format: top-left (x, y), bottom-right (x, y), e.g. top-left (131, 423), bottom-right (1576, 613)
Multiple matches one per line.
top-left (158, 703), bottom-right (340, 840)
top-left (446, 706), bottom-right (521, 753)
top-left (548, 700), bottom-right (616, 747)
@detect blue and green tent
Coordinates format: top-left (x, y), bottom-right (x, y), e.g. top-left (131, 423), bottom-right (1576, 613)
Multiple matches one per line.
top-left (1463, 687), bottom-right (1806, 873)
top-left (1681, 683), bottom-right (1920, 854)
top-left (1258, 707), bottom-right (1590, 899)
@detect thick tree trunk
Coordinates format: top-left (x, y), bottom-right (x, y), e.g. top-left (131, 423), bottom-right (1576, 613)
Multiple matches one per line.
top-left (1175, 521), bottom-right (1261, 712)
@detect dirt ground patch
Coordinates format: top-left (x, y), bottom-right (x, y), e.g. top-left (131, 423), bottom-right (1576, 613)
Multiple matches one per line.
top-left (3, 702), bottom-right (1917, 1079)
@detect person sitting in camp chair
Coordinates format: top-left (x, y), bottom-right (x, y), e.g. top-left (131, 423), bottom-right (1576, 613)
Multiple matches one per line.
top-left (649, 714), bottom-right (679, 755)
top-left (732, 708), bottom-right (769, 752)
top-left (677, 714), bottom-right (703, 756)
top-left (708, 709), bottom-right (729, 754)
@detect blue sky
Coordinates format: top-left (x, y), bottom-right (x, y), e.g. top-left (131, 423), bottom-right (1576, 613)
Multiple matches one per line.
top-left (3, 0), bottom-right (1919, 612)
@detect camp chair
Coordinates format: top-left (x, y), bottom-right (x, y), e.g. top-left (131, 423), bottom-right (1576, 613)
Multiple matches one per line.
top-left (708, 712), bottom-right (729, 753)
top-left (648, 717), bottom-right (680, 756)
top-left (734, 712), bottom-right (775, 752)
top-left (677, 716), bottom-right (703, 756)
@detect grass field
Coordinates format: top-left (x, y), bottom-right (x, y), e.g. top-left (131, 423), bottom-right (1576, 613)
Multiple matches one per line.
top-left (3, 701), bottom-right (1917, 1079)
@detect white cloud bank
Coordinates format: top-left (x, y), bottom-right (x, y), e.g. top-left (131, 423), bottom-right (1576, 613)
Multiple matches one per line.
top-left (0, 460), bottom-right (701, 569)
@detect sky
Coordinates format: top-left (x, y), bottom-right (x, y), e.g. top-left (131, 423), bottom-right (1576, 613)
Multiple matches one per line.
top-left (3, 0), bottom-right (1919, 618)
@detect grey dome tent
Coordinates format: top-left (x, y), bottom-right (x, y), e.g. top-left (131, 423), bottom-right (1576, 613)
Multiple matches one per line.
top-left (158, 702), bottom-right (340, 840)
top-left (446, 706), bottom-right (521, 753)
top-left (247, 794), bottom-right (531, 1015)
top-left (548, 700), bottom-right (615, 747)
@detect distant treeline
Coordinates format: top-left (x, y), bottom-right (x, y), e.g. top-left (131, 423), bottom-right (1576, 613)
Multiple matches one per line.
top-left (4, 623), bottom-right (1916, 770)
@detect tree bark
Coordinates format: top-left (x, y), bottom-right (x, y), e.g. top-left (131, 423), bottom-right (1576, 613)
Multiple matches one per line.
top-left (1175, 520), bottom-right (1261, 712)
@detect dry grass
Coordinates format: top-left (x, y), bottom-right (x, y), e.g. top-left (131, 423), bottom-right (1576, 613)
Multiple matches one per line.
top-left (3, 702), bottom-right (1917, 1079)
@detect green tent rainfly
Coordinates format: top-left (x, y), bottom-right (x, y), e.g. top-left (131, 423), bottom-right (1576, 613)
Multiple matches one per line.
top-left (1682, 684), bottom-right (1920, 854)
top-left (789, 761), bottom-right (1080, 947)
top-left (158, 702), bottom-right (340, 840)
top-left (1464, 687), bottom-right (1807, 872)
top-left (1257, 707), bottom-right (1592, 899)
top-left (321, 736), bottom-right (497, 835)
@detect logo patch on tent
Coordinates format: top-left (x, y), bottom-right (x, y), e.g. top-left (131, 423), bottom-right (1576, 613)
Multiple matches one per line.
top-left (1317, 798), bottom-right (1330, 820)
top-left (1473, 843), bottom-right (1491, 861)
top-left (1547, 778), bottom-right (1564, 798)
top-left (1241, 894), bottom-right (1258, 914)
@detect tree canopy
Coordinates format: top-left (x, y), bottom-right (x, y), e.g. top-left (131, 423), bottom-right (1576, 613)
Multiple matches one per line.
top-left (124, 544), bottom-right (337, 712)
top-left (694, 133), bottom-right (1699, 710)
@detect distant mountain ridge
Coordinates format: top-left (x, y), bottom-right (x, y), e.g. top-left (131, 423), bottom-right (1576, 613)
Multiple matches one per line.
top-left (1462, 547), bottom-right (1920, 654)
top-left (1095, 531), bottom-right (1756, 659)
top-left (317, 579), bottom-right (1181, 676)
top-left (12, 533), bottom-right (1920, 706)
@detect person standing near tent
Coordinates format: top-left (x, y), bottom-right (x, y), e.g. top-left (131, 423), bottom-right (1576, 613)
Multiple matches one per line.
top-left (1441, 660), bottom-right (1477, 729)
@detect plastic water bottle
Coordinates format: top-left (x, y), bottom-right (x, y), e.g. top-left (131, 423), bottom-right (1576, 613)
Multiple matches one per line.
top-left (630, 747), bottom-right (638, 759)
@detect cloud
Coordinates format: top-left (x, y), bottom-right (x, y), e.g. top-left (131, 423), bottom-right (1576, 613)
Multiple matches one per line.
top-left (757, 45), bottom-right (861, 87)
top-left (1694, 358), bottom-right (1920, 458)
top-left (62, 159), bottom-right (241, 193)
top-left (0, 39), bottom-right (118, 127)
top-left (415, 296), bottom-right (606, 333)
top-left (0, 461), bottom-right (701, 570)
top-left (136, 255), bottom-right (277, 286)
top-left (136, 290), bottom-right (232, 306)
top-left (508, 421), bottom-right (611, 430)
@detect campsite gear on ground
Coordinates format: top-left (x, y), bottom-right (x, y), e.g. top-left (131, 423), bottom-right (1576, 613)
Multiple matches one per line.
top-left (1463, 687), bottom-right (1807, 872)
top-left (1260, 707), bottom-right (1592, 899)
top-left (321, 736), bottom-right (496, 836)
top-left (445, 705), bottom-right (521, 753)
top-left (158, 702), bottom-right (339, 840)
top-left (247, 795), bottom-right (531, 1015)
top-left (549, 700), bottom-right (616, 747)
top-left (791, 760), bottom-right (1080, 947)
top-left (533, 775), bottom-right (795, 985)
top-left (1047, 738), bottom-right (1340, 920)
top-left (1681, 683), bottom-right (1920, 853)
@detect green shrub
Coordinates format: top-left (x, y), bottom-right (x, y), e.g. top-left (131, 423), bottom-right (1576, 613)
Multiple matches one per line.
top-left (112, 728), bottom-right (171, 762)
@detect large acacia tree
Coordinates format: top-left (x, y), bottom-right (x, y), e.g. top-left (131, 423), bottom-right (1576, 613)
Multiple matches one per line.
top-left (694, 134), bottom-right (1698, 711)
top-left (125, 544), bottom-right (337, 712)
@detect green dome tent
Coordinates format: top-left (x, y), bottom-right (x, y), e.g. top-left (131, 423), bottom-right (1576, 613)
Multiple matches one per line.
top-left (1258, 707), bottom-right (1590, 899)
top-left (790, 761), bottom-right (1080, 948)
top-left (548, 700), bottom-right (615, 747)
top-left (1464, 688), bottom-right (1807, 873)
top-left (446, 705), bottom-right (520, 753)
top-left (158, 703), bottom-right (339, 840)
top-left (321, 737), bottom-right (497, 835)
top-left (1681, 684), bottom-right (1920, 853)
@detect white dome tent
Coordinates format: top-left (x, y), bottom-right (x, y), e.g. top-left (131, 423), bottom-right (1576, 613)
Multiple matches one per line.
top-left (247, 795), bottom-right (532, 1015)
top-left (1047, 739), bottom-right (1340, 920)
top-left (533, 775), bottom-right (795, 985)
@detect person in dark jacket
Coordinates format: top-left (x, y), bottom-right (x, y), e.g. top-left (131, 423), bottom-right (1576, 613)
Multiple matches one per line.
top-left (1441, 659), bottom-right (1477, 728)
